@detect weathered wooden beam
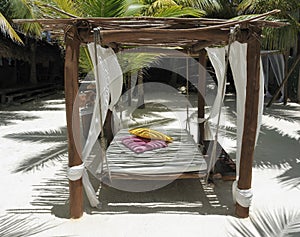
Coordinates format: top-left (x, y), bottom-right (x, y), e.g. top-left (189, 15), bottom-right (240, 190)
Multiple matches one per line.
top-left (191, 41), bottom-right (214, 53)
top-left (13, 10), bottom-right (281, 29)
top-left (97, 28), bottom-right (229, 45)
top-left (106, 172), bottom-right (207, 180)
top-left (64, 26), bottom-right (83, 219)
top-left (236, 29), bottom-right (261, 218)
top-left (198, 49), bottom-right (206, 144)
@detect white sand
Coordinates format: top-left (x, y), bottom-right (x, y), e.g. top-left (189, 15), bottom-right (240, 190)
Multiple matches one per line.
top-left (0, 94), bottom-right (299, 236)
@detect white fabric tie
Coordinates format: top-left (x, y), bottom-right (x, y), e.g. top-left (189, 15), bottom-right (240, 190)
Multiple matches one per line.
top-left (197, 118), bottom-right (207, 123)
top-left (232, 180), bottom-right (253, 208)
top-left (67, 163), bottom-right (85, 181)
top-left (67, 163), bottom-right (100, 208)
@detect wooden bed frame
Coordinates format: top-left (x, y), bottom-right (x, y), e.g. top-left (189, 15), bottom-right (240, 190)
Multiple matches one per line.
top-left (13, 10), bottom-right (285, 218)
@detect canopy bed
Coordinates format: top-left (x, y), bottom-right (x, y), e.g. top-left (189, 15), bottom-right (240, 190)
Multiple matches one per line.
top-left (13, 10), bottom-right (285, 218)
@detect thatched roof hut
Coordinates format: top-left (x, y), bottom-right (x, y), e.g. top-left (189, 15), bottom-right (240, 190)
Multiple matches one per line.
top-left (0, 32), bottom-right (64, 88)
top-left (0, 32), bottom-right (62, 63)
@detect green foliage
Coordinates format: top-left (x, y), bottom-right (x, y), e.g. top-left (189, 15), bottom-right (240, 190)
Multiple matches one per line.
top-left (153, 5), bottom-right (204, 17)
top-left (37, 0), bottom-right (82, 18)
top-left (80, 0), bottom-right (128, 17)
top-left (0, 0), bottom-right (42, 41)
top-left (7, 0), bottom-right (42, 36)
top-left (238, 0), bottom-right (300, 14)
top-left (238, 0), bottom-right (300, 51)
top-left (129, 0), bottom-right (205, 17)
top-left (79, 46), bottom-right (93, 74)
top-left (118, 50), bottom-right (162, 74)
top-left (0, 12), bottom-right (23, 43)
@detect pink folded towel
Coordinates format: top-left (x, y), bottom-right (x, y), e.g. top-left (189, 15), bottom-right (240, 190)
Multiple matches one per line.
top-left (121, 136), bottom-right (168, 153)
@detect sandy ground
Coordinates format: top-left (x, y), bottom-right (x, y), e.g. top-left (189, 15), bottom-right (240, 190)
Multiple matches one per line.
top-left (0, 91), bottom-right (300, 237)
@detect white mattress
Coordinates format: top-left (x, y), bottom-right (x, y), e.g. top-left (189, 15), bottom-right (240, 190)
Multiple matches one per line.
top-left (104, 128), bottom-right (207, 175)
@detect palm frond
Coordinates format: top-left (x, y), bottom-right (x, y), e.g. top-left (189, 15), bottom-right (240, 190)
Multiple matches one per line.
top-left (262, 24), bottom-right (298, 51)
top-left (79, 45), bottom-right (93, 74)
top-left (238, 0), bottom-right (300, 14)
top-left (277, 160), bottom-right (300, 190)
top-left (123, 3), bottom-right (146, 16)
top-left (81, 0), bottom-right (127, 17)
top-left (153, 5), bottom-right (205, 17)
top-left (231, 13), bottom-right (298, 51)
top-left (0, 214), bottom-right (55, 237)
top-left (14, 143), bottom-right (68, 173)
top-left (0, 112), bottom-right (39, 126)
top-left (8, 0), bottom-right (42, 36)
top-left (4, 128), bottom-right (68, 173)
top-left (5, 128), bottom-right (67, 143)
top-left (0, 12), bottom-right (23, 43)
top-left (118, 51), bottom-right (162, 75)
top-left (228, 207), bottom-right (300, 237)
top-left (41, 0), bottom-right (82, 18)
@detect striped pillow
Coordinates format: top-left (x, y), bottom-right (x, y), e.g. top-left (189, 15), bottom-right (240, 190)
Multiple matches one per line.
top-left (121, 136), bottom-right (168, 153)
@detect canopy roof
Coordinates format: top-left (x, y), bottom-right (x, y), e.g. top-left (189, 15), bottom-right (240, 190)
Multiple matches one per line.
top-left (13, 9), bottom-right (285, 51)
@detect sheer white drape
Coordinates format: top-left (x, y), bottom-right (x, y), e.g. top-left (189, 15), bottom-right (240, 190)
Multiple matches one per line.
top-left (229, 42), bottom-right (264, 207)
top-left (206, 47), bottom-right (226, 120)
top-left (269, 53), bottom-right (285, 101)
top-left (261, 52), bottom-right (285, 100)
top-left (67, 43), bottom-right (123, 207)
top-left (207, 42), bottom-right (264, 207)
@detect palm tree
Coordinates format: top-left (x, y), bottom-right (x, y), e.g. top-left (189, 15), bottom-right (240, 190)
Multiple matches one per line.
top-left (238, 0), bottom-right (300, 51)
top-left (0, 0), bottom-right (42, 40)
top-left (0, 12), bottom-right (23, 43)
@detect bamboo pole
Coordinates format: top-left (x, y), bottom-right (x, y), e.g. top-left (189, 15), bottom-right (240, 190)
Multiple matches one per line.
top-left (198, 49), bottom-right (206, 144)
top-left (64, 26), bottom-right (83, 219)
top-left (235, 30), bottom-right (261, 218)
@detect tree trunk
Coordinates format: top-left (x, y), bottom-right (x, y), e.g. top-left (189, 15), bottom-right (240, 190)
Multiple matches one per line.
top-left (30, 41), bottom-right (37, 85)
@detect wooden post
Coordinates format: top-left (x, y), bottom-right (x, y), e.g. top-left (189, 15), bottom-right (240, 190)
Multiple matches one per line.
top-left (64, 26), bottom-right (83, 219)
top-left (198, 49), bottom-right (206, 145)
top-left (236, 30), bottom-right (261, 218)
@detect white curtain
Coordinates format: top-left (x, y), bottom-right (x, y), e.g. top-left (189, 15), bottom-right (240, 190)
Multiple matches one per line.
top-left (206, 47), bottom-right (226, 121)
top-left (229, 42), bottom-right (264, 207)
top-left (68, 43), bottom-right (123, 207)
top-left (228, 41), bottom-right (264, 176)
top-left (261, 54), bottom-right (270, 96)
top-left (269, 53), bottom-right (285, 101)
top-left (228, 42), bottom-right (248, 178)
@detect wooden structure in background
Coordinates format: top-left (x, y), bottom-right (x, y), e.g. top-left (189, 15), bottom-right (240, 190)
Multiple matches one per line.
top-left (14, 10), bottom-right (285, 219)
